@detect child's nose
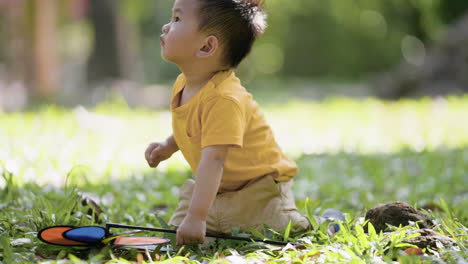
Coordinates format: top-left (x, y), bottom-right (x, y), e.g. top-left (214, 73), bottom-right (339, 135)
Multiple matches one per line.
top-left (162, 23), bottom-right (170, 34)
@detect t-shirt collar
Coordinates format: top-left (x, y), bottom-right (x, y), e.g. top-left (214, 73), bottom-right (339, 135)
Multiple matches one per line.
top-left (179, 69), bottom-right (233, 90)
top-left (208, 69), bottom-right (233, 87)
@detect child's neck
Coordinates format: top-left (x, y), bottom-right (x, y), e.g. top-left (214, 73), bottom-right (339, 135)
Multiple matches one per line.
top-left (180, 63), bottom-right (229, 92)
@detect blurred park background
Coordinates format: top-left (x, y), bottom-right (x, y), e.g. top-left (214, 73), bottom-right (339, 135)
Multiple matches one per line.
top-left (1, 0), bottom-right (468, 111)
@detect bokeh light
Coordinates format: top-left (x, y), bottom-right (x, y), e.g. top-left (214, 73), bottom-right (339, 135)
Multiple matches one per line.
top-left (401, 35), bottom-right (426, 66)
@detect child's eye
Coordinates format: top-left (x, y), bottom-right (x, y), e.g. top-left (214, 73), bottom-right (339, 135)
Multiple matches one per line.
top-left (173, 16), bottom-right (180, 22)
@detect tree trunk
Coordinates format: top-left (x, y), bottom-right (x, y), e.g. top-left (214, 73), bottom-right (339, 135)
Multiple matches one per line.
top-left (2, 0), bottom-right (27, 83)
top-left (33, 0), bottom-right (60, 99)
top-left (86, 0), bottom-right (121, 83)
top-left (86, 0), bottom-right (143, 85)
top-left (0, 0), bottom-right (29, 110)
top-left (114, 3), bottom-right (144, 83)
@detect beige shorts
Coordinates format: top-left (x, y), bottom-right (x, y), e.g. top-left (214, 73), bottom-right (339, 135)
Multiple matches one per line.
top-left (168, 175), bottom-right (311, 234)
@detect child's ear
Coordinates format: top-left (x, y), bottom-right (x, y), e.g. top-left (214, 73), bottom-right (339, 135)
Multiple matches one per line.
top-left (197, 35), bottom-right (219, 58)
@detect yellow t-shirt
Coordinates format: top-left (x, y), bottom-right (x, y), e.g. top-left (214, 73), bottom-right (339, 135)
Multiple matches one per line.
top-left (171, 70), bottom-right (297, 189)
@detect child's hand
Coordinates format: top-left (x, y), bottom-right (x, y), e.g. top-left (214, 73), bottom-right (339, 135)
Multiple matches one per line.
top-left (176, 214), bottom-right (206, 245)
top-left (145, 142), bottom-right (173, 168)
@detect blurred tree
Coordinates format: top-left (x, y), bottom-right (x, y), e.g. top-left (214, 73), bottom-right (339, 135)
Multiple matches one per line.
top-left (136, 0), bottom-right (178, 82)
top-left (86, 0), bottom-right (121, 83)
top-left (0, 0), bottom-right (29, 110)
top-left (33, 0), bottom-right (60, 99)
top-left (439, 0), bottom-right (468, 25)
top-left (1, 0), bottom-right (467, 107)
top-left (376, 12), bottom-right (468, 99)
top-left (0, 0), bottom-right (28, 84)
top-left (86, 0), bottom-right (143, 85)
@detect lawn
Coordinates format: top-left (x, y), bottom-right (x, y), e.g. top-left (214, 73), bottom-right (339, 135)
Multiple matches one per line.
top-left (0, 96), bottom-right (467, 263)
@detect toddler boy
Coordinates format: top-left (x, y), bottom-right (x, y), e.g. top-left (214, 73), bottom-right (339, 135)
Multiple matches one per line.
top-left (145, 0), bottom-right (342, 245)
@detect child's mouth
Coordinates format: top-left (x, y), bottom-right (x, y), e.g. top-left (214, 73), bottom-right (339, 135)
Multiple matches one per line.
top-left (159, 36), bottom-right (165, 46)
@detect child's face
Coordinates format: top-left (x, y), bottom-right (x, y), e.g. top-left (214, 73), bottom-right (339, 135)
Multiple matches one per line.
top-left (160, 0), bottom-right (205, 65)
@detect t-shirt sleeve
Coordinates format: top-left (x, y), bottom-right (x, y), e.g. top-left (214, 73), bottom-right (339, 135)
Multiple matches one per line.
top-left (201, 97), bottom-right (245, 148)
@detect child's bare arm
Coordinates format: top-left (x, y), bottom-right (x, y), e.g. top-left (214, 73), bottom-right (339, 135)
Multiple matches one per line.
top-left (164, 135), bottom-right (179, 154)
top-left (176, 145), bottom-right (229, 245)
top-left (189, 145), bottom-right (228, 218)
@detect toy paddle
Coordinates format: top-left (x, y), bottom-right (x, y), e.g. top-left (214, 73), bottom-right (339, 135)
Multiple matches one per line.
top-left (37, 225), bottom-right (170, 249)
top-left (37, 223), bottom-right (291, 250)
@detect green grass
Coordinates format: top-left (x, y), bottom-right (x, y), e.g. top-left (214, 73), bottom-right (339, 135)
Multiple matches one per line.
top-left (0, 96), bottom-right (467, 263)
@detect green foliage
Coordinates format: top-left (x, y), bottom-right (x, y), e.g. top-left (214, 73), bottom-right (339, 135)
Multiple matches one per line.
top-left (135, 0), bottom-right (467, 82)
top-left (438, 0), bottom-right (468, 24)
top-left (1, 97), bottom-right (468, 263)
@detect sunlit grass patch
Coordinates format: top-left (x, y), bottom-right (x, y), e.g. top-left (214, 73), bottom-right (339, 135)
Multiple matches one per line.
top-left (265, 96), bottom-right (468, 156)
top-left (1, 95), bottom-right (468, 188)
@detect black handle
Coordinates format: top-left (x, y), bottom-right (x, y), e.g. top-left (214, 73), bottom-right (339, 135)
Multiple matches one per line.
top-left (106, 223), bottom-right (292, 246)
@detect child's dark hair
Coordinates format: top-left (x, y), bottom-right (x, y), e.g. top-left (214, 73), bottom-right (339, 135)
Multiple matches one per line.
top-left (197, 0), bottom-right (267, 68)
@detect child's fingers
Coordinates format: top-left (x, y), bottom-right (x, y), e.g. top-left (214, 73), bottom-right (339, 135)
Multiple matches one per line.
top-left (149, 160), bottom-right (160, 168)
top-left (176, 230), bottom-right (183, 246)
top-left (149, 146), bottom-right (162, 160)
top-left (148, 146), bottom-right (163, 167)
top-left (145, 143), bottom-right (159, 161)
